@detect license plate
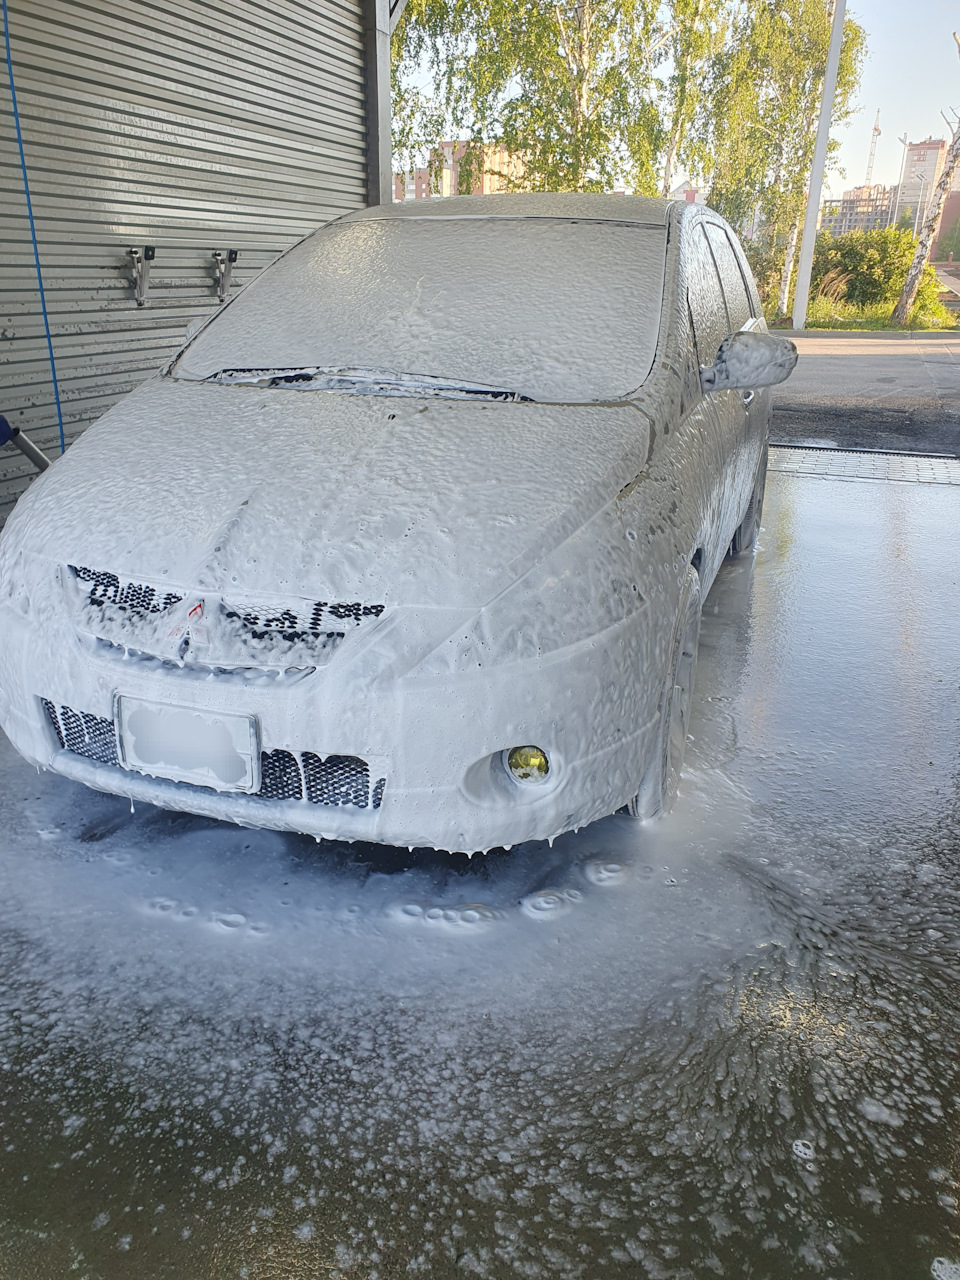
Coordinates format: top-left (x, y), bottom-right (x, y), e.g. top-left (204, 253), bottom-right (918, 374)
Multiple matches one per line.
top-left (116, 696), bottom-right (260, 793)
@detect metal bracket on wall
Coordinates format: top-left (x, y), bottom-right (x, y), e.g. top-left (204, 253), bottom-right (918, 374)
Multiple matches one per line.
top-left (128, 246), bottom-right (156, 307)
top-left (213, 249), bottom-right (239, 303)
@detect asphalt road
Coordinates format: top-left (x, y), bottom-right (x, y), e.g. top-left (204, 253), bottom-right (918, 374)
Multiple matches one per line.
top-left (1, 453), bottom-right (960, 1279)
top-left (772, 330), bottom-right (960, 456)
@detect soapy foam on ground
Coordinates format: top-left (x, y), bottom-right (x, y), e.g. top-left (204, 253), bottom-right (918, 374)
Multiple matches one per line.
top-left (1, 474), bottom-right (960, 1278)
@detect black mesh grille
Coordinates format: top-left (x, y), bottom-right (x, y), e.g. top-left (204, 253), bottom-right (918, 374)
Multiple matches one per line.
top-left (371, 776), bottom-right (386, 811)
top-left (41, 698), bottom-right (65, 748)
top-left (43, 701), bottom-right (119, 766)
top-left (259, 749), bottom-right (303, 800)
top-left (222, 600), bottom-right (384, 646)
top-left (70, 565), bottom-right (385, 663)
top-left (302, 752), bottom-right (370, 808)
top-left (42, 699), bottom-right (383, 810)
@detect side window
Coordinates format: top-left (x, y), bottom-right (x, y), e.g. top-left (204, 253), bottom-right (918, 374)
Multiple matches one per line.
top-left (705, 222), bottom-right (751, 331)
top-left (727, 229), bottom-right (764, 319)
top-left (686, 224), bottom-right (728, 366)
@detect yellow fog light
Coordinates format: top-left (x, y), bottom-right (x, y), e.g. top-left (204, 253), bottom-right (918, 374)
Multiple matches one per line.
top-left (506, 745), bottom-right (550, 784)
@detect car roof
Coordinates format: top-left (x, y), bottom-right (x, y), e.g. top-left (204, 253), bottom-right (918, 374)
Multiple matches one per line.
top-left (342, 192), bottom-right (675, 226)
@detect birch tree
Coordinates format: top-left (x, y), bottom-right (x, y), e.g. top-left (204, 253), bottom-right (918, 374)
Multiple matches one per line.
top-left (391, 0), bottom-right (865, 314)
top-left (891, 34), bottom-right (960, 325)
top-left (392, 0), bottom-right (664, 193)
top-left (659, 0), bottom-right (728, 196)
top-left (697, 0), bottom-right (864, 313)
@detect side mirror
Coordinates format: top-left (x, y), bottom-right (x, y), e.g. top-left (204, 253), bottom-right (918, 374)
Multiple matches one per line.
top-left (701, 330), bottom-right (798, 393)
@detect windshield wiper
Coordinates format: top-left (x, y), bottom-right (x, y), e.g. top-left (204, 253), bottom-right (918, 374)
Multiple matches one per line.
top-left (199, 367), bottom-right (532, 402)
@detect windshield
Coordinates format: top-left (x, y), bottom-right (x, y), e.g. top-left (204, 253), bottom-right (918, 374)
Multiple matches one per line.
top-left (171, 217), bottom-right (667, 403)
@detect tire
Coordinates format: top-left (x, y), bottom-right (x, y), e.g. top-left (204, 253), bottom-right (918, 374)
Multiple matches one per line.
top-left (730, 442), bottom-right (768, 556)
top-left (628, 565), bottom-right (702, 820)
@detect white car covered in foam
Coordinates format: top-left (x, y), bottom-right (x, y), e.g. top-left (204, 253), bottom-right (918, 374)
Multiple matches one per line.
top-left (0, 194), bottom-right (795, 853)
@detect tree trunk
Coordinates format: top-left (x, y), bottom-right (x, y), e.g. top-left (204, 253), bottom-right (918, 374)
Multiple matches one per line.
top-left (777, 219), bottom-right (800, 316)
top-left (892, 31), bottom-right (960, 323)
top-left (661, 127), bottom-right (680, 199)
top-left (660, 0), bottom-right (705, 198)
top-left (891, 118), bottom-right (960, 324)
top-left (554, 0), bottom-right (594, 189)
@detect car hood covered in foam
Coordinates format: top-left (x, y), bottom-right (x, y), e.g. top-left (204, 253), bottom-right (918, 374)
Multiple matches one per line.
top-left (4, 377), bottom-right (652, 610)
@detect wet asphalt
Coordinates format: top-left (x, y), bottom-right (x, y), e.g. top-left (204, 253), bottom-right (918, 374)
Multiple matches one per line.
top-left (1, 460), bottom-right (960, 1279)
top-left (771, 331), bottom-right (960, 457)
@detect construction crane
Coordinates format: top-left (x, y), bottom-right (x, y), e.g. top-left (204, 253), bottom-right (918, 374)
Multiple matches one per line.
top-left (864, 109), bottom-right (881, 186)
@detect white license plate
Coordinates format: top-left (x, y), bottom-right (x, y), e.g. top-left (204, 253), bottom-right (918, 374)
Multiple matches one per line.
top-left (116, 696), bottom-right (260, 793)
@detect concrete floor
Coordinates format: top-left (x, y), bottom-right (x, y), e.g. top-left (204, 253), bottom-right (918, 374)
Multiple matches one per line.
top-left (772, 329), bottom-right (960, 456)
top-left (1, 456), bottom-right (960, 1278)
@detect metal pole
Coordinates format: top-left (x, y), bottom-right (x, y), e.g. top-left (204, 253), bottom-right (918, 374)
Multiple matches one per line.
top-left (888, 133), bottom-right (909, 228)
top-left (913, 174), bottom-right (927, 237)
top-left (792, 0), bottom-right (848, 331)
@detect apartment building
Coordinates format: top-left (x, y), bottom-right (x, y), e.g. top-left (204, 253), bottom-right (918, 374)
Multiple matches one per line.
top-left (395, 141), bottom-right (525, 200)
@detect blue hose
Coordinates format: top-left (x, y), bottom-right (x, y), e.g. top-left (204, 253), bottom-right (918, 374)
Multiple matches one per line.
top-left (2, 0), bottom-right (65, 454)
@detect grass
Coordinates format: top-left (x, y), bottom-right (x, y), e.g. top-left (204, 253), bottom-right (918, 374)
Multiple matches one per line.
top-left (774, 296), bottom-right (957, 331)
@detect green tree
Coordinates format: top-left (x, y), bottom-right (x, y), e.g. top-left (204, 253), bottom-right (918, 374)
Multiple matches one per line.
top-left (698, 0), bottom-right (866, 316)
top-left (392, 0), bottom-right (664, 193)
top-left (659, 0), bottom-right (729, 196)
top-left (391, 0), bottom-right (866, 316)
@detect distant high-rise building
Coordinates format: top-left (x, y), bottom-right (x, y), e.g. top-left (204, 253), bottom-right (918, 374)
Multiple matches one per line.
top-left (891, 137), bottom-right (960, 231)
top-left (394, 166), bottom-right (433, 201)
top-left (819, 184), bottom-right (894, 236)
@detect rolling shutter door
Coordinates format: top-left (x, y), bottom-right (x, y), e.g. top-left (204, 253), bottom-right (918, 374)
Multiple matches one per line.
top-left (1, 0), bottom-right (369, 521)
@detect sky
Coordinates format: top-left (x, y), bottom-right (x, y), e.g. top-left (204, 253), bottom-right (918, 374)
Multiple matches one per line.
top-left (825, 0), bottom-right (960, 196)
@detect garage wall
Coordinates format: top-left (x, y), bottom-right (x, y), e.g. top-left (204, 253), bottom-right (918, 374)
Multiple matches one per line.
top-left (1, 0), bottom-right (375, 522)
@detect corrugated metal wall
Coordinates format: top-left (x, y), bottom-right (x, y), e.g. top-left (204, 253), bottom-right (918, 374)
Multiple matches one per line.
top-left (1, 0), bottom-right (371, 521)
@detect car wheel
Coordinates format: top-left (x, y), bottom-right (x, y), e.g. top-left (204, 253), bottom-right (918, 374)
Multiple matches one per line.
top-left (730, 443), bottom-right (768, 556)
top-left (628, 565), bottom-right (702, 820)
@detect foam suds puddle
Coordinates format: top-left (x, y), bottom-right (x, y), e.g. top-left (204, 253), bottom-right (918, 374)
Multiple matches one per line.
top-left (2, 472), bottom-right (960, 1279)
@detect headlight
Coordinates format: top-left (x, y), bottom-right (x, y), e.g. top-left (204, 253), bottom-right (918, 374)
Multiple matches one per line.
top-left (505, 745), bottom-right (550, 784)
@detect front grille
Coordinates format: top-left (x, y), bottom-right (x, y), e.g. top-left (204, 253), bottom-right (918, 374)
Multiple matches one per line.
top-left (302, 752), bottom-right (372, 807)
top-left (259, 748), bottom-right (304, 800)
top-left (224, 600), bottom-right (385, 646)
top-left (43, 700), bottom-right (385, 810)
top-left (68, 564), bottom-right (386, 669)
top-left (43, 699), bottom-right (119, 766)
top-left (260, 749), bottom-right (383, 808)
top-left (72, 566), bottom-right (182, 617)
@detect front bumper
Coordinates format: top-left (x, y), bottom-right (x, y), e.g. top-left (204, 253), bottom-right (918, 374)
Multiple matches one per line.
top-left (0, 603), bottom-right (658, 853)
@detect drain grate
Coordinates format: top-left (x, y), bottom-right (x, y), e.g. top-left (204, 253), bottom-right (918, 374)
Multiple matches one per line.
top-left (768, 445), bottom-right (960, 485)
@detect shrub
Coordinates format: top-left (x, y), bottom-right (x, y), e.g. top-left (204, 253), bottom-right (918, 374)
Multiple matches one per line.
top-left (808, 225), bottom-right (952, 326)
top-left (803, 295), bottom-right (954, 330)
top-left (811, 226), bottom-right (915, 307)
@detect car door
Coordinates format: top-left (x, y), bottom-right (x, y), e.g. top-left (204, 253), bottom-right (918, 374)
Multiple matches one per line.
top-left (686, 218), bottom-right (737, 586)
top-left (703, 221), bottom-right (762, 532)
top-left (724, 223), bottom-right (772, 465)
top-left (685, 220), bottom-right (746, 568)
